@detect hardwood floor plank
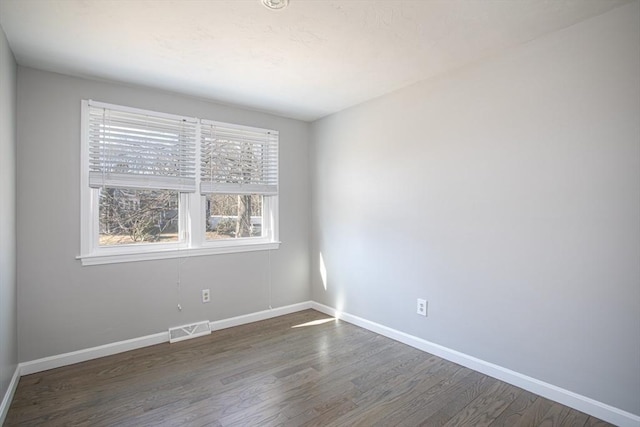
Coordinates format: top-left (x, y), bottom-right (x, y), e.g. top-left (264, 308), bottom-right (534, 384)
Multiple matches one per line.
top-left (440, 380), bottom-right (521, 427)
top-left (4, 309), bottom-right (614, 427)
top-left (329, 364), bottom-right (468, 427)
top-left (216, 343), bottom-right (389, 425)
top-left (354, 365), bottom-right (475, 427)
top-left (560, 409), bottom-right (590, 426)
top-left (377, 370), bottom-right (484, 426)
top-left (205, 328), bottom-right (398, 425)
top-left (417, 373), bottom-right (499, 426)
top-left (350, 349), bottom-right (430, 390)
top-left (514, 396), bottom-right (556, 427)
top-left (489, 389), bottom-right (539, 426)
top-left (539, 403), bottom-right (572, 427)
top-left (278, 371), bottom-right (362, 421)
top-left (585, 416), bottom-right (615, 426)
top-left (295, 398), bottom-right (358, 427)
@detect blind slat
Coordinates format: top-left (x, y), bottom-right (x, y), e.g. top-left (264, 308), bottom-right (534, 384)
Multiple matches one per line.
top-left (87, 103), bottom-right (197, 192)
top-left (85, 101), bottom-right (278, 196)
top-left (200, 121), bottom-right (278, 196)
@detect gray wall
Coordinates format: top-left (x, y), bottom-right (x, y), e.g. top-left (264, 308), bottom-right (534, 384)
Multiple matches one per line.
top-left (311, 2), bottom-right (639, 416)
top-left (17, 68), bottom-right (310, 362)
top-left (0, 23), bottom-right (18, 417)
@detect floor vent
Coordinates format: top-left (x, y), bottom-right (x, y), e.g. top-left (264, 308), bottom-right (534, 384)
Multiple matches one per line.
top-left (169, 320), bottom-right (211, 343)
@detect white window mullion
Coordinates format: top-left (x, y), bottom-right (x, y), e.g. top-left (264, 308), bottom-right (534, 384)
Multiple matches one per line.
top-left (188, 124), bottom-right (204, 249)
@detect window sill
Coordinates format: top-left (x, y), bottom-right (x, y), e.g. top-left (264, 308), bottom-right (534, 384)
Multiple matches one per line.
top-left (77, 241), bottom-right (280, 266)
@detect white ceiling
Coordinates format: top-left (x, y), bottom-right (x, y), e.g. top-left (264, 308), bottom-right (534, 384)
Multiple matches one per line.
top-left (0, 0), bottom-right (631, 121)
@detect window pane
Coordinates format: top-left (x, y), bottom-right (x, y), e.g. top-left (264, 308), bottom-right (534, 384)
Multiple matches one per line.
top-left (205, 194), bottom-right (263, 240)
top-left (99, 187), bottom-right (179, 246)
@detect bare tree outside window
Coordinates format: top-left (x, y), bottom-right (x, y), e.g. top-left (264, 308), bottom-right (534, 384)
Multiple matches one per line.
top-left (205, 194), bottom-right (262, 240)
top-left (99, 187), bottom-right (179, 245)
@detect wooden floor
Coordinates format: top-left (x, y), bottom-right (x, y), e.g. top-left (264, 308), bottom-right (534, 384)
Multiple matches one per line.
top-left (6, 309), bottom-right (612, 427)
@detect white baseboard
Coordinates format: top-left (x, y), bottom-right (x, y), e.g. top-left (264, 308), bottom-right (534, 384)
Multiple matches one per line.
top-left (20, 332), bottom-right (169, 376)
top-left (18, 301), bottom-right (313, 377)
top-left (0, 364), bottom-right (21, 425)
top-left (209, 301), bottom-right (312, 331)
top-left (310, 302), bottom-right (640, 427)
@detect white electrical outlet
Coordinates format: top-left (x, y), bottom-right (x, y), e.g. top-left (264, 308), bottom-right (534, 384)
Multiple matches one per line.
top-left (417, 298), bottom-right (427, 316)
top-left (202, 289), bottom-right (211, 303)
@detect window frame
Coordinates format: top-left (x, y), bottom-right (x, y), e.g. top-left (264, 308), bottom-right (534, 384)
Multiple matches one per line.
top-left (78, 100), bottom-right (280, 266)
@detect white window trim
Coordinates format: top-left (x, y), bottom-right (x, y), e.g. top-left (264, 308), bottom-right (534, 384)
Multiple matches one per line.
top-left (78, 100), bottom-right (280, 266)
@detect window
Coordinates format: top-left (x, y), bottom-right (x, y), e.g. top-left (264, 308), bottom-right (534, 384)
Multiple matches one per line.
top-left (99, 188), bottom-right (180, 245)
top-left (205, 194), bottom-right (263, 240)
top-left (80, 100), bottom-right (279, 265)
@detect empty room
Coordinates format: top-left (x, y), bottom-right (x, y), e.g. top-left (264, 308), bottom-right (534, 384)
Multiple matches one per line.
top-left (0, 0), bottom-right (638, 426)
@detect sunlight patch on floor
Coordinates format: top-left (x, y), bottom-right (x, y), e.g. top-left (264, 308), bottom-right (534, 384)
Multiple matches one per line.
top-left (291, 318), bottom-right (336, 328)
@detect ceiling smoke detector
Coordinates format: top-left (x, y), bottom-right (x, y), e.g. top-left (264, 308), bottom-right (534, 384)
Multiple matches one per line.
top-left (261, 0), bottom-right (289, 10)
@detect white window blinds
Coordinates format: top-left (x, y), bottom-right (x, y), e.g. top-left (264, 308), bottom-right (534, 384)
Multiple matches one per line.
top-left (200, 120), bottom-right (279, 195)
top-left (86, 101), bottom-right (197, 192)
